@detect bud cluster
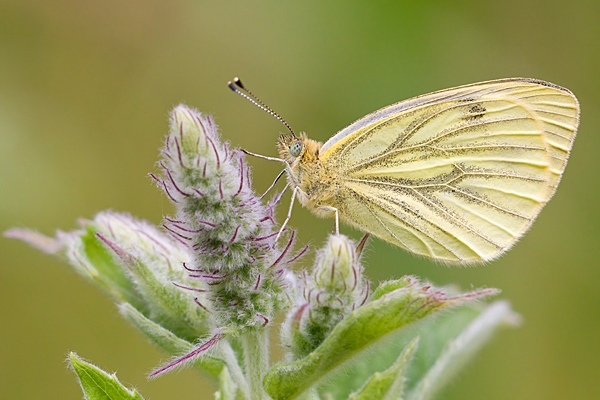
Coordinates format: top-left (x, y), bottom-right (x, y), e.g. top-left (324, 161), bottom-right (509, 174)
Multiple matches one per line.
top-left (154, 105), bottom-right (296, 330)
top-left (282, 234), bottom-right (369, 359)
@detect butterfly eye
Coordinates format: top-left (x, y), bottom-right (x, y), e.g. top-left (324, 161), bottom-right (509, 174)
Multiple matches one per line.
top-left (289, 141), bottom-right (303, 157)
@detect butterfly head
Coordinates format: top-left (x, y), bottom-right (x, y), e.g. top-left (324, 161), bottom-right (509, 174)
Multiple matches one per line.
top-left (278, 132), bottom-right (305, 163)
top-left (278, 132), bottom-right (323, 165)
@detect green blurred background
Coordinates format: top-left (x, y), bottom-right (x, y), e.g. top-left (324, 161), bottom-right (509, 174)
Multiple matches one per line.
top-left (2, 1), bottom-right (599, 399)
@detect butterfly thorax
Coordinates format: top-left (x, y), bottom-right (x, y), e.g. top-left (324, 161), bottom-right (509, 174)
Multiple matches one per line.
top-left (278, 133), bottom-right (341, 217)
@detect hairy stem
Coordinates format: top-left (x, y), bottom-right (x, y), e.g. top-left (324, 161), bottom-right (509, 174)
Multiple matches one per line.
top-left (242, 328), bottom-right (270, 400)
top-left (221, 341), bottom-right (250, 399)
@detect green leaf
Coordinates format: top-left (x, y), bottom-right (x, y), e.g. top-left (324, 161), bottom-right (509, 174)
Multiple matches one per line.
top-left (99, 234), bottom-right (208, 341)
top-left (296, 389), bottom-right (322, 400)
top-left (264, 277), bottom-right (497, 400)
top-left (317, 306), bottom-right (468, 398)
top-left (402, 303), bottom-right (483, 386)
top-left (370, 277), bottom-right (412, 301)
top-left (406, 301), bottom-right (520, 400)
top-left (320, 299), bottom-right (511, 398)
top-left (80, 226), bottom-right (142, 308)
top-left (118, 302), bottom-right (225, 379)
top-left (69, 352), bottom-right (145, 400)
top-left (349, 337), bottom-right (419, 400)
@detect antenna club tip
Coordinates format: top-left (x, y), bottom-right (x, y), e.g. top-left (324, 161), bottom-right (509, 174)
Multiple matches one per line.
top-left (233, 77), bottom-right (245, 89)
top-left (226, 78), bottom-right (296, 137)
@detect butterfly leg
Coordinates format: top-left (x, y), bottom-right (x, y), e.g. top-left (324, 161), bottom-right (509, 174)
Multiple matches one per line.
top-left (316, 205), bottom-right (339, 235)
top-left (260, 169), bottom-right (286, 200)
top-left (241, 149), bottom-right (286, 163)
top-left (272, 182), bottom-right (291, 207)
top-left (333, 207), bottom-right (339, 235)
top-left (276, 185), bottom-right (298, 242)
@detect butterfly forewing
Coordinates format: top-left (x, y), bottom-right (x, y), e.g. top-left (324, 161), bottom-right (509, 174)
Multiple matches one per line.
top-left (320, 79), bottom-right (579, 263)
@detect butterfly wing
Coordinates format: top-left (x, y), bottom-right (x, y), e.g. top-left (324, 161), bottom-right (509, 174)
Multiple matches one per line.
top-left (320, 78), bottom-right (579, 263)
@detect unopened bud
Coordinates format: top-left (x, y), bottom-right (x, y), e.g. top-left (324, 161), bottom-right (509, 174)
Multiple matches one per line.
top-left (170, 105), bottom-right (219, 169)
top-left (282, 234), bottom-right (370, 359)
top-left (313, 234), bottom-right (359, 297)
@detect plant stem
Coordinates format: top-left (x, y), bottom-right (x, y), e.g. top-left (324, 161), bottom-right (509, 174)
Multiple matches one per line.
top-left (242, 328), bottom-right (270, 400)
top-left (221, 341), bottom-right (250, 399)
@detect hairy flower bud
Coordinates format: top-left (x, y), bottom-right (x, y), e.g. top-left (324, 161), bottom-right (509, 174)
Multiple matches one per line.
top-left (282, 234), bottom-right (369, 359)
top-left (155, 105), bottom-right (296, 330)
top-left (314, 234), bottom-right (361, 295)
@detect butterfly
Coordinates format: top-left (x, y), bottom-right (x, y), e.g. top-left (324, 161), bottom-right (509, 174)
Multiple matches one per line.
top-left (229, 78), bottom-right (579, 264)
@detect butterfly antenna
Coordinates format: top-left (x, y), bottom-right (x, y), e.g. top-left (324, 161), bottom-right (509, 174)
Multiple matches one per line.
top-left (228, 77), bottom-right (296, 137)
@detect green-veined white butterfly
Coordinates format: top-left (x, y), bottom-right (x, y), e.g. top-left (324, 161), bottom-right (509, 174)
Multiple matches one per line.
top-left (230, 78), bottom-right (579, 264)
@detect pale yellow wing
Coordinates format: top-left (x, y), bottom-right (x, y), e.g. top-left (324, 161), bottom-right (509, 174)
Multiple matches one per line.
top-left (321, 78), bottom-right (579, 263)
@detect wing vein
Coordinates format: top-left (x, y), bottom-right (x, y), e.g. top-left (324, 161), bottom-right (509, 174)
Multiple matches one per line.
top-left (539, 117), bottom-right (577, 131)
top-left (358, 190), bottom-right (463, 260)
top-left (532, 108), bottom-right (579, 120)
top-left (397, 100), bottom-right (521, 148)
top-left (431, 144), bottom-right (546, 152)
top-left (447, 186), bottom-right (532, 220)
top-left (407, 188), bottom-right (502, 250)
top-left (346, 117), bottom-right (542, 174)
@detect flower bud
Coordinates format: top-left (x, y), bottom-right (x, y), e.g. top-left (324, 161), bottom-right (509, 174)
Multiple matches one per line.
top-left (313, 234), bottom-right (359, 296)
top-left (282, 234), bottom-right (369, 359)
top-left (156, 105), bottom-right (296, 330)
